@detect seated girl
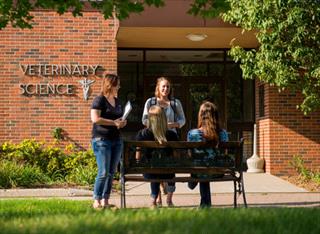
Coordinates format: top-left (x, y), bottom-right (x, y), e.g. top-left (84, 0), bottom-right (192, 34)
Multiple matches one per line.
top-left (135, 105), bottom-right (178, 208)
top-left (187, 101), bottom-right (228, 208)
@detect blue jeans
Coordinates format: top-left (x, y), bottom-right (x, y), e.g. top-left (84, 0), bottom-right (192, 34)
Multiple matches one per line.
top-left (144, 174), bottom-right (176, 199)
top-left (188, 182), bottom-right (212, 207)
top-left (92, 138), bottom-right (123, 200)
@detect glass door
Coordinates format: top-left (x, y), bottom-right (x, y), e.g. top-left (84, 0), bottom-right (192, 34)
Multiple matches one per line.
top-left (188, 81), bottom-right (223, 130)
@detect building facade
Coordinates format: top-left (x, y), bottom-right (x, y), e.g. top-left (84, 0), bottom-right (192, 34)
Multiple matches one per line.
top-left (0, 2), bottom-right (319, 175)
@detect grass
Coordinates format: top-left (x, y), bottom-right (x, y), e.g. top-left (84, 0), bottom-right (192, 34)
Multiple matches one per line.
top-left (0, 200), bottom-right (319, 234)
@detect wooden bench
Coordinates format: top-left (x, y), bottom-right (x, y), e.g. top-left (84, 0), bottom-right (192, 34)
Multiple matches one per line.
top-left (120, 140), bottom-right (247, 208)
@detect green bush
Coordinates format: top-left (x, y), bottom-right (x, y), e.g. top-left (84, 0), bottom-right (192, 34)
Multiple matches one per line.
top-left (0, 140), bottom-right (67, 178)
top-left (0, 139), bottom-right (97, 188)
top-left (0, 160), bottom-right (51, 188)
top-left (66, 165), bottom-right (97, 186)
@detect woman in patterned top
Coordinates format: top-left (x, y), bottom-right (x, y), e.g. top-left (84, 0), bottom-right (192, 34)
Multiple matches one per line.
top-left (187, 101), bottom-right (228, 207)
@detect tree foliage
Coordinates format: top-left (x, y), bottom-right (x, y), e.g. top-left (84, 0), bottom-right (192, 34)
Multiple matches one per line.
top-left (187, 0), bottom-right (229, 18)
top-left (222, 0), bottom-right (320, 114)
top-left (1, 0), bottom-right (319, 113)
top-left (0, 0), bottom-right (165, 29)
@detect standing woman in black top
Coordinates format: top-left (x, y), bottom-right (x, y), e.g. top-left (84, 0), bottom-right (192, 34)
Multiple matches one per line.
top-left (91, 73), bottom-right (127, 209)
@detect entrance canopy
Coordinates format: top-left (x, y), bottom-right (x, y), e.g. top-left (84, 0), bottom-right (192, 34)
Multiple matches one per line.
top-left (117, 0), bottom-right (259, 48)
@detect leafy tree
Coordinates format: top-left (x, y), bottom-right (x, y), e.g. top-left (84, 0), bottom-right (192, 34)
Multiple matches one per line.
top-left (0, 0), bottom-right (230, 30)
top-left (2, 0), bottom-right (319, 113)
top-left (0, 0), bottom-right (165, 29)
top-left (222, 0), bottom-right (320, 114)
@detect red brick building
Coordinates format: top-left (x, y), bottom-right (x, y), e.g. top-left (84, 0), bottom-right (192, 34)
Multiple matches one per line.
top-left (0, 2), bottom-right (319, 176)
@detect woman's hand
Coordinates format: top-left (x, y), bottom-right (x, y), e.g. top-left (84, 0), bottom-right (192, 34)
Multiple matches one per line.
top-left (168, 122), bottom-right (179, 129)
top-left (114, 118), bottom-right (127, 129)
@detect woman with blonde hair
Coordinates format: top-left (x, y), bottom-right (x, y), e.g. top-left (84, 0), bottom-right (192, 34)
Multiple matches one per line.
top-left (136, 105), bottom-right (178, 208)
top-left (90, 73), bottom-right (127, 209)
top-left (187, 101), bottom-right (228, 207)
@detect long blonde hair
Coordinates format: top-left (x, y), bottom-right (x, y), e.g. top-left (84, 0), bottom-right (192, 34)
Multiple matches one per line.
top-left (100, 73), bottom-right (119, 96)
top-left (154, 77), bottom-right (172, 98)
top-left (148, 105), bottom-right (168, 144)
top-left (198, 101), bottom-right (220, 144)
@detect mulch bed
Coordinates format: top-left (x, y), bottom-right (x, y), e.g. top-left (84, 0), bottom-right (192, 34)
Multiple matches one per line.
top-left (281, 175), bottom-right (320, 192)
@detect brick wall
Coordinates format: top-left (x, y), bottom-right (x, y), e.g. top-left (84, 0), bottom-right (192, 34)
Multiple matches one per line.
top-left (256, 81), bottom-right (320, 176)
top-left (0, 11), bottom-right (118, 148)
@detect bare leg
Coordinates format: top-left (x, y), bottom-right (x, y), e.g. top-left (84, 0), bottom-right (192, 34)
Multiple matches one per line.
top-left (166, 192), bottom-right (174, 207)
top-left (160, 182), bottom-right (168, 195)
top-left (156, 191), bottom-right (162, 206)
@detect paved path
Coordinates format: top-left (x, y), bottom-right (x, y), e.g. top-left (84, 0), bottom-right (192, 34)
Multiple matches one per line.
top-left (0, 173), bottom-right (319, 208)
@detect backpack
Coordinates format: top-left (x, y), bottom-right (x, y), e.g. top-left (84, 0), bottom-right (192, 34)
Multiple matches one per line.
top-left (149, 97), bottom-right (177, 122)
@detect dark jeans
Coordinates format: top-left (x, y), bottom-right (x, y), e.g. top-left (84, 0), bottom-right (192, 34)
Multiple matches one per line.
top-left (144, 173), bottom-right (175, 199)
top-left (188, 182), bottom-right (212, 207)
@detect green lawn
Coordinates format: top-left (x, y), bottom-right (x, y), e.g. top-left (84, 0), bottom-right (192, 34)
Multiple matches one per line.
top-left (0, 199), bottom-right (319, 234)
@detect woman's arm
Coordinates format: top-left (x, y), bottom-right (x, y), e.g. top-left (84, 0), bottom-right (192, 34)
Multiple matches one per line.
top-left (91, 109), bottom-right (127, 128)
top-left (174, 99), bottom-right (186, 128)
top-left (141, 98), bottom-right (151, 126)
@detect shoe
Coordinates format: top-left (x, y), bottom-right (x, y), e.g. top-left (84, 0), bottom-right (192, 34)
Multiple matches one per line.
top-left (199, 203), bottom-right (211, 209)
top-left (157, 200), bottom-right (162, 207)
top-left (166, 201), bottom-right (174, 207)
top-left (150, 200), bottom-right (157, 209)
top-left (103, 204), bottom-right (117, 209)
top-left (188, 182), bottom-right (198, 190)
top-left (92, 201), bottom-right (103, 210)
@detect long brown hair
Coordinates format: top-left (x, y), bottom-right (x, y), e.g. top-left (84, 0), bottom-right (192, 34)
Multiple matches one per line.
top-left (197, 101), bottom-right (220, 144)
top-left (148, 105), bottom-right (168, 144)
top-left (100, 73), bottom-right (119, 96)
top-left (154, 77), bottom-right (172, 98)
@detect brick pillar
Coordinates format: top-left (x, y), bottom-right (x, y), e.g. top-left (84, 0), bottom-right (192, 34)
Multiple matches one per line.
top-left (256, 81), bottom-right (320, 176)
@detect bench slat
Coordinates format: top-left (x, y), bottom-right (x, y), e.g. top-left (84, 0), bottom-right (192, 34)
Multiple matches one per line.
top-left (125, 167), bottom-right (233, 174)
top-left (124, 175), bottom-right (238, 183)
top-left (124, 141), bottom-right (242, 149)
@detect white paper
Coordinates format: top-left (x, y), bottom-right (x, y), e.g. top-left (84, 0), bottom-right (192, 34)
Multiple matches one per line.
top-left (121, 101), bottom-right (132, 120)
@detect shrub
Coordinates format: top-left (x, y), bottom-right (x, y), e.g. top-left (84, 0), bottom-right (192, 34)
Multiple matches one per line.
top-left (0, 139), bottom-right (97, 188)
top-left (0, 160), bottom-right (51, 188)
top-left (66, 165), bottom-right (97, 186)
top-left (290, 155), bottom-right (320, 185)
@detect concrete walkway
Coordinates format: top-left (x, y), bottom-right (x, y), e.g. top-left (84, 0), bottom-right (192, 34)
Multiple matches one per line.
top-left (0, 173), bottom-right (319, 208)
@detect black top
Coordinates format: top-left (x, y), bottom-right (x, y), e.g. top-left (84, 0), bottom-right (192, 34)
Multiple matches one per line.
top-left (91, 95), bottom-right (123, 140)
top-left (135, 128), bottom-right (178, 160)
top-left (135, 128), bottom-right (178, 141)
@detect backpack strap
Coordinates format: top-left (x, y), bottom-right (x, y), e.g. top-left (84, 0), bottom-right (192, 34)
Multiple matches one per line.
top-left (170, 98), bottom-right (177, 122)
top-left (150, 97), bottom-right (157, 107)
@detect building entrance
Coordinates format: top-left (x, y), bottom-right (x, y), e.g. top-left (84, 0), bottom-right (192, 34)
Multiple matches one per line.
top-left (118, 49), bottom-right (254, 159)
